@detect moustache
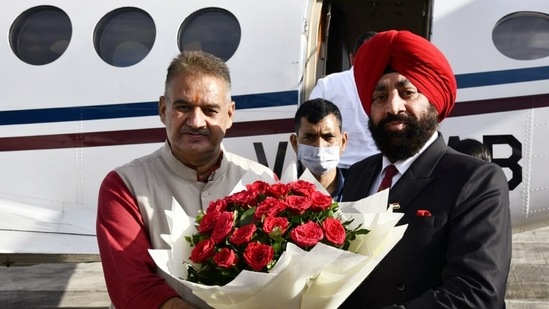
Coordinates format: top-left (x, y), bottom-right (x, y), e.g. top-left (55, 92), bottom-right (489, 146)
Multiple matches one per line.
top-left (180, 127), bottom-right (209, 136)
top-left (377, 113), bottom-right (416, 127)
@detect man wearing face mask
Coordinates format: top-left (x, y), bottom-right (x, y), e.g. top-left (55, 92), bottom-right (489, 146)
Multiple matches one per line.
top-left (290, 98), bottom-right (348, 201)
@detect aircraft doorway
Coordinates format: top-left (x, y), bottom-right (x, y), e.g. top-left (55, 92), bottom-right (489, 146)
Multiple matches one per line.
top-left (319, 0), bottom-right (433, 76)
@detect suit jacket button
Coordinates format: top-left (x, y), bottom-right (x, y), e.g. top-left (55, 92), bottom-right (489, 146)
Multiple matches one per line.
top-left (396, 282), bottom-right (406, 291)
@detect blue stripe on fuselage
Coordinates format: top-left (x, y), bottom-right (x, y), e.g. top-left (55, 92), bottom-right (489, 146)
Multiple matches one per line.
top-left (456, 65), bottom-right (549, 88)
top-left (0, 90), bottom-right (298, 125)
top-left (3, 65), bottom-right (549, 126)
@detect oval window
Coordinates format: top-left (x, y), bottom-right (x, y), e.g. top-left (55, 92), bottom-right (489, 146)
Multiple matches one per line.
top-left (178, 8), bottom-right (241, 61)
top-left (94, 7), bottom-right (156, 67)
top-left (9, 6), bottom-right (72, 65)
top-left (493, 12), bottom-right (549, 60)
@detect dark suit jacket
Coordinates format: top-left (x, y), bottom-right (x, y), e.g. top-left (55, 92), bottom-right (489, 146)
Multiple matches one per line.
top-left (340, 134), bottom-right (511, 309)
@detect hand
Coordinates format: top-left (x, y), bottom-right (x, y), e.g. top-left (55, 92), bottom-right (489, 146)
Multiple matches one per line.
top-left (159, 297), bottom-right (197, 309)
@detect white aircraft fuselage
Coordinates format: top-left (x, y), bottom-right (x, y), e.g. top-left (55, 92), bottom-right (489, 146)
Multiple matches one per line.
top-left (1, 0), bottom-right (548, 258)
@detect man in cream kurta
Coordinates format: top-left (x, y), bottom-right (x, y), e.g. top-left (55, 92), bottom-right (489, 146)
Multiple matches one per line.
top-left (96, 51), bottom-right (275, 309)
top-left (98, 142), bottom-right (272, 309)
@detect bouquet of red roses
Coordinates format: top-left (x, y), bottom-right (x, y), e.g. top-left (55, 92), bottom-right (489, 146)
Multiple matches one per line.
top-left (185, 179), bottom-right (369, 286)
top-left (149, 170), bottom-right (407, 309)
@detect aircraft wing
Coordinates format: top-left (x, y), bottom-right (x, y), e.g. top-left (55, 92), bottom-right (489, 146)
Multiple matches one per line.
top-left (0, 199), bottom-right (99, 265)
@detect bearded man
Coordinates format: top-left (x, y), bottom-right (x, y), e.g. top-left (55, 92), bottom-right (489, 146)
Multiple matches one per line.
top-left (340, 30), bottom-right (511, 309)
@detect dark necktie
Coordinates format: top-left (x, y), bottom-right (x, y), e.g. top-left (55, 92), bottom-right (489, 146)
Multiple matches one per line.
top-left (377, 164), bottom-right (398, 192)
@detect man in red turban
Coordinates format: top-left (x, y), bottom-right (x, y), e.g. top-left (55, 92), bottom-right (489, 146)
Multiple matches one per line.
top-left (354, 30), bottom-right (457, 122)
top-left (341, 30), bottom-right (511, 308)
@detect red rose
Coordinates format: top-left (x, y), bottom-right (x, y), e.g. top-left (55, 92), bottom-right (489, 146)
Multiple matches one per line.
top-left (288, 180), bottom-right (317, 196)
top-left (266, 183), bottom-right (290, 198)
top-left (207, 198), bottom-right (227, 213)
top-left (245, 180), bottom-right (270, 193)
top-left (213, 248), bottom-right (239, 269)
top-left (310, 191), bottom-right (333, 211)
top-left (189, 239), bottom-right (215, 263)
top-left (243, 242), bottom-right (275, 271)
top-left (229, 223), bottom-right (257, 245)
top-left (285, 195), bottom-right (311, 215)
top-left (255, 197), bottom-right (287, 220)
top-left (263, 216), bottom-right (289, 235)
top-left (322, 217), bottom-right (346, 246)
top-left (211, 211), bottom-right (235, 244)
top-left (198, 210), bottom-right (220, 234)
top-left (290, 221), bottom-right (324, 248)
top-left (227, 189), bottom-right (259, 209)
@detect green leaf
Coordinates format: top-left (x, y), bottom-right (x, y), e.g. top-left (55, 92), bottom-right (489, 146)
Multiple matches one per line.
top-left (239, 207), bottom-right (256, 226)
top-left (354, 229), bottom-right (370, 235)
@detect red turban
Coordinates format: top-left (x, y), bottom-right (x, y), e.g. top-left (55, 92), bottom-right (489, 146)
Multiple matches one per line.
top-left (353, 30), bottom-right (457, 122)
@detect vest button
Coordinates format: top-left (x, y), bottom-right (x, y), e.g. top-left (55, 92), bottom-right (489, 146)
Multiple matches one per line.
top-left (396, 282), bottom-right (406, 291)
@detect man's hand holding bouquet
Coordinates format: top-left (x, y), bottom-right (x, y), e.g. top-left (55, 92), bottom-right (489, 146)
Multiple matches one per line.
top-left (149, 170), bottom-right (407, 309)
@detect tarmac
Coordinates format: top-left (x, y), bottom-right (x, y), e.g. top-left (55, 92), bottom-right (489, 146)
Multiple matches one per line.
top-left (1, 226), bottom-right (548, 309)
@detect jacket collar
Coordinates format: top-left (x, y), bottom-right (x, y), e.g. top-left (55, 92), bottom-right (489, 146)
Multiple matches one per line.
top-left (388, 133), bottom-right (448, 211)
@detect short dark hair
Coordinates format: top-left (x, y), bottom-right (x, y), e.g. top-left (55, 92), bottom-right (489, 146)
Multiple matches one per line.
top-left (452, 139), bottom-right (492, 162)
top-left (294, 98), bottom-right (343, 133)
top-left (353, 31), bottom-right (377, 55)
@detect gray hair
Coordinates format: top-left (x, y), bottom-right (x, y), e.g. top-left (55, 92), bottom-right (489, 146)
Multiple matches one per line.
top-left (164, 50), bottom-right (231, 99)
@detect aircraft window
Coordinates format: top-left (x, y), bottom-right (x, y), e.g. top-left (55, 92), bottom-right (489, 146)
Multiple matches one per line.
top-left (94, 7), bottom-right (156, 67)
top-left (178, 8), bottom-right (241, 61)
top-left (9, 6), bottom-right (72, 65)
top-left (493, 12), bottom-right (549, 60)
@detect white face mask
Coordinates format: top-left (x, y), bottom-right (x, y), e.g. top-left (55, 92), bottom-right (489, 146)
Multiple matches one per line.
top-left (297, 143), bottom-right (340, 176)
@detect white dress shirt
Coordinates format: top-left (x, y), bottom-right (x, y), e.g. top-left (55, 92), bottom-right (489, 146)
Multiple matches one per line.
top-left (309, 67), bottom-right (379, 168)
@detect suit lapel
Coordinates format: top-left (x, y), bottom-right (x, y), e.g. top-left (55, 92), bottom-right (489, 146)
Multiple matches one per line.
top-left (341, 154), bottom-right (382, 202)
top-left (389, 134), bottom-right (448, 212)
top-left (361, 158), bottom-right (381, 195)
